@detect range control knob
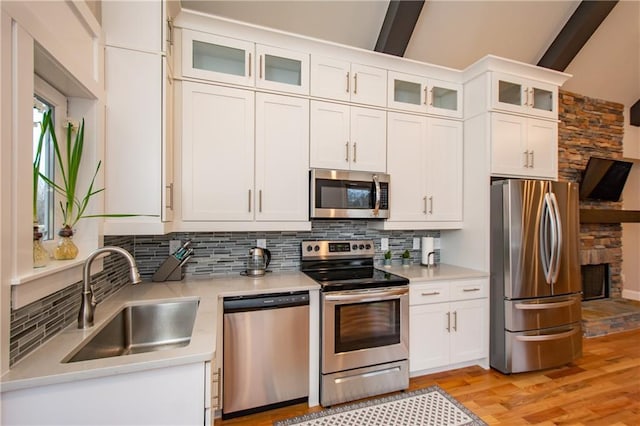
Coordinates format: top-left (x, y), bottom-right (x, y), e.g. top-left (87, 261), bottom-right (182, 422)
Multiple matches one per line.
top-left (352, 244), bottom-right (358, 250)
top-left (359, 244), bottom-right (364, 250)
top-left (314, 245), bottom-right (320, 252)
top-left (306, 245), bottom-right (313, 252)
top-left (365, 243), bottom-right (371, 250)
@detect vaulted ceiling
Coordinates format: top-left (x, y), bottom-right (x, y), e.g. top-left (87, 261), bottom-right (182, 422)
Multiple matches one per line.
top-left (180, 0), bottom-right (639, 116)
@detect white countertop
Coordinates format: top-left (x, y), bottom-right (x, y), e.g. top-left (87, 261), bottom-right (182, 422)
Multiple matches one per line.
top-left (1, 272), bottom-right (319, 393)
top-left (379, 263), bottom-right (488, 282)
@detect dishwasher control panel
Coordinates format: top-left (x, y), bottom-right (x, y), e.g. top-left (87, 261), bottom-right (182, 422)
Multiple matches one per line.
top-left (223, 291), bottom-right (309, 312)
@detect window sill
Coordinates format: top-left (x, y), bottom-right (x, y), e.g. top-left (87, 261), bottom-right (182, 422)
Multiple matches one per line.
top-left (10, 252), bottom-right (103, 310)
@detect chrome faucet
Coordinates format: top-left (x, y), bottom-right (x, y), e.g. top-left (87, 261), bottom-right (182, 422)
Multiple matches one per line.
top-left (78, 246), bottom-right (142, 329)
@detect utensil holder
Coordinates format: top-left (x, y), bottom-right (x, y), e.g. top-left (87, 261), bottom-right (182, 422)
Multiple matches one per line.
top-left (152, 254), bottom-right (190, 282)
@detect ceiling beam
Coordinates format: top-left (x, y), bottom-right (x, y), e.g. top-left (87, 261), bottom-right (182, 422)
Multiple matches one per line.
top-left (375, 0), bottom-right (425, 57)
top-left (631, 99), bottom-right (640, 127)
top-left (537, 0), bottom-right (618, 71)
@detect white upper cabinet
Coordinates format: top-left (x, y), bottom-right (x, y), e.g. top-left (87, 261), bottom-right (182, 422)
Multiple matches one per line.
top-left (387, 112), bottom-right (463, 226)
top-left (491, 72), bottom-right (557, 119)
top-left (310, 56), bottom-right (387, 107)
top-left (387, 71), bottom-right (462, 118)
top-left (182, 29), bottom-right (309, 95)
top-left (181, 82), bottom-right (309, 223)
top-left (310, 101), bottom-right (386, 173)
top-left (255, 93), bottom-right (309, 221)
top-left (181, 82), bottom-right (255, 221)
top-left (491, 112), bottom-right (558, 179)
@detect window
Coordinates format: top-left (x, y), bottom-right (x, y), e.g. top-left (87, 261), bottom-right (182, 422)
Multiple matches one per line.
top-left (33, 76), bottom-right (67, 241)
top-left (32, 96), bottom-right (54, 240)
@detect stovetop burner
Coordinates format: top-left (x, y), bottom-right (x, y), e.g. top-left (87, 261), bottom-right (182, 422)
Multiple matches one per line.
top-left (301, 240), bottom-right (409, 292)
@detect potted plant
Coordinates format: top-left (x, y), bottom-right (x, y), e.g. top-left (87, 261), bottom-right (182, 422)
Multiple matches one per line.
top-left (37, 110), bottom-right (144, 260)
top-left (383, 250), bottom-right (392, 267)
top-left (402, 249), bottom-right (411, 266)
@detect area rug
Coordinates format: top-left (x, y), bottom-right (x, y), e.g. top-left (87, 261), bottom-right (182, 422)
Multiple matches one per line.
top-left (274, 385), bottom-right (486, 426)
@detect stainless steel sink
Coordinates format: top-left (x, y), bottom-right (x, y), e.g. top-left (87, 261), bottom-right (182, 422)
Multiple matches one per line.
top-left (63, 299), bottom-right (199, 363)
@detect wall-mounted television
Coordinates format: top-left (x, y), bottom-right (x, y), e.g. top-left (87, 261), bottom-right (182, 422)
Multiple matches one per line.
top-left (579, 157), bottom-right (633, 201)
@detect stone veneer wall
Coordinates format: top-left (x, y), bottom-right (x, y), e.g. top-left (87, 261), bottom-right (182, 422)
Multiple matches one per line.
top-left (558, 89), bottom-right (625, 298)
top-left (9, 222), bottom-right (438, 365)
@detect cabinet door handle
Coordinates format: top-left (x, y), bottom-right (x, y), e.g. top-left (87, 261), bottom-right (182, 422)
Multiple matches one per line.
top-left (462, 288), bottom-right (481, 292)
top-left (428, 88), bottom-right (433, 106)
top-left (428, 196), bottom-right (433, 214)
top-left (523, 150), bottom-right (530, 168)
top-left (259, 54), bottom-right (263, 79)
top-left (259, 190), bottom-right (263, 213)
top-left (248, 53), bottom-right (252, 77)
top-left (353, 73), bottom-right (358, 94)
top-left (166, 18), bottom-right (173, 49)
top-left (353, 142), bottom-right (357, 163)
top-left (421, 291), bottom-right (440, 296)
top-left (524, 86), bottom-right (529, 107)
top-left (345, 141), bottom-right (349, 162)
top-left (214, 367), bottom-right (221, 409)
top-left (423, 86), bottom-right (428, 105)
top-left (346, 71), bottom-right (350, 93)
top-left (248, 189), bottom-right (252, 212)
top-left (452, 311), bottom-right (457, 331)
top-left (446, 312), bottom-right (451, 332)
top-left (423, 196), bottom-right (427, 214)
top-left (165, 183), bottom-right (173, 210)
top-left (529, 150), bottom-right (534, 168)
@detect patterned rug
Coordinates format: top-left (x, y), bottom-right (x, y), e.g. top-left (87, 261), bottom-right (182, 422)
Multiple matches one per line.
top-left (274, 385), bottom-right (486, 426)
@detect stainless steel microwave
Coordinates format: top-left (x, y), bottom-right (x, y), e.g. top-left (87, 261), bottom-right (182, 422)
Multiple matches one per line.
top-left (310, 169), bottom-right (390, 219)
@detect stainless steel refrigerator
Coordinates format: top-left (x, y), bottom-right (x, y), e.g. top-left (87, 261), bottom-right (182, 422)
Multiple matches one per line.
top-left (490, 179), bottom-right (582, 374)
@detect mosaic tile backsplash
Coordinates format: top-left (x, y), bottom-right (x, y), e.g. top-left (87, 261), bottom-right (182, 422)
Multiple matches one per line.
top-left (9, 221), bottom-right (439, 365)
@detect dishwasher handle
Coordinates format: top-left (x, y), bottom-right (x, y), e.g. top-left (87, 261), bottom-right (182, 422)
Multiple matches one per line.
top-left (223, 291), bottom-right (309, 313)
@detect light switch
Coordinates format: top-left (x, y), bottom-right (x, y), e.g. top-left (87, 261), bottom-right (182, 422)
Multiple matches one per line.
top-left (257, 239), bottom-right (267, 248)
top-left (434, 238), bottom-right (441, 249)
top-left (413, 238), bottom-right (420, 250)
top-left (381, 238), bottom-right (389, 251)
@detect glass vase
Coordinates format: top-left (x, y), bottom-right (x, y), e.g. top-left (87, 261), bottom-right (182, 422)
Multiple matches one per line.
top-left (33, 225), bottom-right (49, 268)
top-left (54, 226), bottom-right (79, 260)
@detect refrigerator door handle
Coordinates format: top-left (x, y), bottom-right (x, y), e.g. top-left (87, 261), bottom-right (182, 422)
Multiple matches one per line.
top-left (549, 191), bottom-right (563, 283)
top-left (514, 299), bottom-right (576, 310)
top-left (539, 193), bottom-right (553, 284)
top-left (514, 327), bottom-right (580, 342)
top-left (546, 192), bottom-right (559, 285)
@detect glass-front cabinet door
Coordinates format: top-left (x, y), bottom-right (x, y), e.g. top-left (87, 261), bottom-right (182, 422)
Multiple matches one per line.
top-left (387, 71), bottom-right (462, 118)
top-left (492, 72), bottom-right (557, 119)
top-left (255, 44), bottom-right (309, 95)
top-left (182, 29), bottom-right (254, 86)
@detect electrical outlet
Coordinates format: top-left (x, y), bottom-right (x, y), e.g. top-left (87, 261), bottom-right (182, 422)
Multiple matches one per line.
top-left (257, 239), bottom-right (267, 248)
top-left (381, 238), bottom-right (389, 251)
top-left (434, 238), bottom-right (441, 250)
top-left (413, 238), bottom-right (420, 250)
top-left (169, 240), bottom-right (182, 255)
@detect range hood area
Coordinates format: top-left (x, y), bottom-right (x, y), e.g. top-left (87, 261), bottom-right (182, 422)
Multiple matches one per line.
top-left (579, 157), bottom-right (640, 223)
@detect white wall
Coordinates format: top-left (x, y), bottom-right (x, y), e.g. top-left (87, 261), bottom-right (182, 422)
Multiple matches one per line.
top-left (622, 110), bottom-right (640, 300)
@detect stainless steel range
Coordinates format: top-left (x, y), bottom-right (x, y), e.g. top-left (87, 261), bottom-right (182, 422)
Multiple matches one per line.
top-left (301, 240), bottom-right (409, 406)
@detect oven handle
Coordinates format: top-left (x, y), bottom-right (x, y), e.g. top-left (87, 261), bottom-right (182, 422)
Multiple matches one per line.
top-left (324, 287), bottom-right (408, 302)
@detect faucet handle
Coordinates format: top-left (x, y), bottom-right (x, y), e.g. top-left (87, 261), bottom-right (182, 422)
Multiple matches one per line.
top-left (89, 284), bottom-right (97, 307)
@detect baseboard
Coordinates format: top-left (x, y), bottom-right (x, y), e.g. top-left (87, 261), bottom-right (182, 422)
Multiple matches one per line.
top-left (622, 289), bottom-right (640, 301)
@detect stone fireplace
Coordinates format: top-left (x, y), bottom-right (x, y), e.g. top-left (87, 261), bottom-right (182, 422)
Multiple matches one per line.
top-left (558, 90), bottom-right (625, 300)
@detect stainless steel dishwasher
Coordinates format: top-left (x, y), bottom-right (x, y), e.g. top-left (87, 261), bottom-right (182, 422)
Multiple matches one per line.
top-left (222, 291), bottom-right (309, 418)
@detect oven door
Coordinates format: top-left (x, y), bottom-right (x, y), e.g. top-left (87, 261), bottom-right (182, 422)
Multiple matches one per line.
top-left (321, 286), bottom-right (408, 374)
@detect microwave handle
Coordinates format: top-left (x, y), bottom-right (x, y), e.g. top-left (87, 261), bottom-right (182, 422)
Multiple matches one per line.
top-left (373, 174), bottom-right (380, 217)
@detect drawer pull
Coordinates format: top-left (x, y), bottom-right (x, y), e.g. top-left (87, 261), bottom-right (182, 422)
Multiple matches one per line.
top-left (421, 291), bottom-right (440, 296)
top-left (462, 288), bottom-right (481, 292)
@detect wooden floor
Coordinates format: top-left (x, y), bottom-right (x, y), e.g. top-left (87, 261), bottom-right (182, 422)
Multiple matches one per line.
top-left (216, 329), bottom-right (640, 425)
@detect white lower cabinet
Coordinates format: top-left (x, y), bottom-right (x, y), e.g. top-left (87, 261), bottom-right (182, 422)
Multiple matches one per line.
top-left (205, 359), bottom-right (221, 425)
top-left (180, 81), bottom-right (309, 223)
top-left (386, 112), bottom-right (462, 228)
top-left (1, 363), bottom-right (205, 425)
top-left (409, 279), bottom-right (488, 374)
